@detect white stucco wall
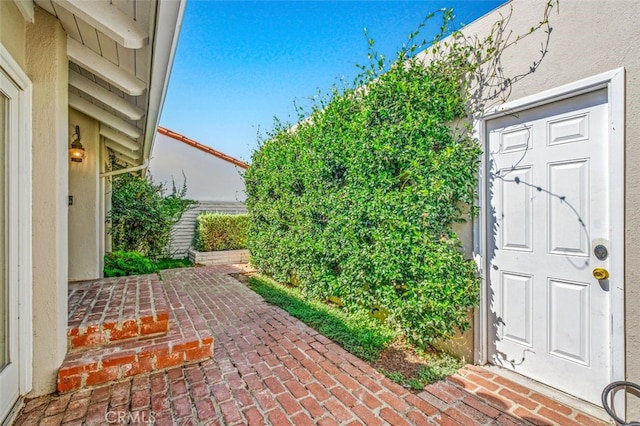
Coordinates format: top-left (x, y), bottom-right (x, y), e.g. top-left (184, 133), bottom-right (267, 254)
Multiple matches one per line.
top-left (0, 1), bottom-right (25, 69)
top-left (420, 0), bottom-right (640, 417)
top-left (149, 132), bottom-right (247, 202)
top-left (26, 8), bottom-right (69, 395)
top-left (68, 109), bottom-right (101, 281)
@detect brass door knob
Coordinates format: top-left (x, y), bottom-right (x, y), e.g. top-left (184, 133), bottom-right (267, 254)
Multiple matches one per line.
top-left (593, 268), bottom-right (610, 280)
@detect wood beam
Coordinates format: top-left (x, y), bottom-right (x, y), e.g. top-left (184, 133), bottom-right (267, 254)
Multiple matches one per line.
top-left (12, 0), bottom-right (34, 23)
top-left (69, 70), bottom-right (144, 120)
top-left (52, 0), bottom-right (148, 49)
top-left (67, 37), bottom-right (146, 96)
top-left (69, 93), bottom-right (142, 138)
top-left (112, 152), bottom-right (137, 166)
top-left (104, 140), bottom-right (140, 161)
top-left (99, 126), bottom-right (140, 151)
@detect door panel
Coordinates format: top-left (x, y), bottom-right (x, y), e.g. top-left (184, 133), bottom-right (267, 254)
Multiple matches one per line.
top-left (487, 89), bottom-right (610, 405)
top-left (0, 69), bottom-right (19, 422)
top-left (547, 160), bottom-right (589, 255)
top-left (0, 88), bottom-right (5, 373)
top-left (500, 167), bottom-right (533, 251)
top-left (501, 272), bottom-right (533, 346)
top-left (547, 278), bottom-right (589, 364)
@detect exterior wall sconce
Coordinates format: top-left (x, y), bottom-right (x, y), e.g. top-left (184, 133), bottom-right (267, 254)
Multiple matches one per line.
top-left (69, 125), bottom-right (85, 162)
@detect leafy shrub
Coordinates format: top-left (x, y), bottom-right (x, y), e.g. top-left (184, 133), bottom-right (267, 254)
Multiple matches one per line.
top-left (104, 251), bottom-right (156, 277)
top-left (247, 58), bottom-right (479, 348)
top-left (107, 168), bottom-right (196, 259)
top-left (104, 252), bottom-right (193, 277)
top-left (245, 4), bottom-right (555, 348)
top-left (195, 213), bottom-right (249, 251)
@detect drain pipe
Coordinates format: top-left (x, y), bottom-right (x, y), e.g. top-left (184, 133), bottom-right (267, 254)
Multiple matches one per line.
top-left (99, 159), bottom-right (150, 178)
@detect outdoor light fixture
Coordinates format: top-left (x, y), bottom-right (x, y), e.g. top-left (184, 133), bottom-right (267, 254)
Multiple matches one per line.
top-left (69, 125), bottom-right (85, 162)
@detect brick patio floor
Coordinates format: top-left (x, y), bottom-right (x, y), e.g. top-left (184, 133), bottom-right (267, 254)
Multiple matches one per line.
top-left (11, 266), bottom-right (610, 425)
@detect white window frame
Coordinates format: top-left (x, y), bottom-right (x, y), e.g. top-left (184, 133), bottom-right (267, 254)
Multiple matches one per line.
top-left (0, 43), bottom-right (33, 395)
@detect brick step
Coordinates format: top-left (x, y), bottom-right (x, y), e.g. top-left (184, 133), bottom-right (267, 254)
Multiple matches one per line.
top-left (67, 276), bottom-right (171, 349)
top-left (67, 312), bottom-right (170, 349)
top-left (57, 330), bottom-right (214, 393)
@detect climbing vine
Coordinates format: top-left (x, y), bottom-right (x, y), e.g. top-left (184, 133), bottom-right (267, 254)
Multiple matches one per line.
top-left (245, 2), bottom-right (556, 347)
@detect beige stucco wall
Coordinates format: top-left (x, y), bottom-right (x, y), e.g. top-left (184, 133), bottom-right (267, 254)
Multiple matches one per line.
top-left (150, 132), bottom-right (247, 202)
top-left (0, 1), bottom-right (26, 69)
top-left (68, 109), bottom-right (101, 281)
top-left (423, 0), bottom-right (640, 418)
top-left (27, 8), bottom-right (68, 395)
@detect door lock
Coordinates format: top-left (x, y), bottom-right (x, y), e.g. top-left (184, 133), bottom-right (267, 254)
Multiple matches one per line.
top-left (592, 267), bottom-right (610, 281)
top-left (594, 244), bottom-right (608, 261)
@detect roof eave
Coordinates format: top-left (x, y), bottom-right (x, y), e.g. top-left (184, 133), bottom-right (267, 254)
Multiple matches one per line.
top-left (141, 0), bottom-right (187, 171)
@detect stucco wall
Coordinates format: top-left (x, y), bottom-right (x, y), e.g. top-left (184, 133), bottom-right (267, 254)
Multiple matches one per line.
top-left (68, 109), bottom-right (101, 281)
top-left (0, 1), bottom-right (26, 69)
top-left (421, 0), bottom-right (640, 417)
top-left (150, 132), bottom-right (247, 202)
top-left (27, 8), bottom-right (68, 395)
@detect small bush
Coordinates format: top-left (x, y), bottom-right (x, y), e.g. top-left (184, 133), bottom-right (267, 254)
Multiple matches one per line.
top-left (104, 251), bottom-right (156, 277)
top-left (195, 213), bottom-right (249, 251)
top-left (108, 167), bottom-right (196, 260)
top-left (104, 252), bottom-right (193, 277)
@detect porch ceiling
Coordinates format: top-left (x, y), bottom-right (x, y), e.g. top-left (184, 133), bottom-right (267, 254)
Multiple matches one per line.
top-left (32, 0), bottom-right (183, 166)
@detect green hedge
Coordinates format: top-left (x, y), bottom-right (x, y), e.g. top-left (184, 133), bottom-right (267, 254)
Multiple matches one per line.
top-left (244, 4), bottom-right (555, 348)
top-left (245, 18), bottom-right (483, 349)
top-left (195, 213), bottom-right (249, 251)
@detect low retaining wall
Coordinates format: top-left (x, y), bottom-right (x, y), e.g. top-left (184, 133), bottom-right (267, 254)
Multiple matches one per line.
top-left (188, 248), bottom-right (250, 265)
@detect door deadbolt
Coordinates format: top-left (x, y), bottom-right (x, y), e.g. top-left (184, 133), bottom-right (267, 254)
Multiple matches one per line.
top-left (594, 244), bottom-right (608, 261)
top-left (593, 268), bottom-right (610, 281)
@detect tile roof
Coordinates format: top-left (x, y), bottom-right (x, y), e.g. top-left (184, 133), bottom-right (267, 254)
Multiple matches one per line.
top-left (157, 126), bottom-right (249, 169)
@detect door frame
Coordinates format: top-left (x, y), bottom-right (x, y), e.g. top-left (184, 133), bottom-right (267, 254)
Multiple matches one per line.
top-left (0, 43), bottom-right (33, 399)
top-left (473, 68), bottom-right (625, 398)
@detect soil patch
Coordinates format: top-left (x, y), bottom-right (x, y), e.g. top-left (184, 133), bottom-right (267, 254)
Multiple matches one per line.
top-left (371, 340), bottom-right (431, 380)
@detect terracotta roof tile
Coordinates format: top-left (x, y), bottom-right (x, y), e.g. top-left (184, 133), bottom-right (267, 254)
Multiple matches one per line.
top-left (157, 126), bottom-right (249, 169)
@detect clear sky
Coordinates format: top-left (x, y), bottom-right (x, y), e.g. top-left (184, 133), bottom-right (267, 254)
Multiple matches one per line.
top-left (159, 1), bottom-right (506, 163)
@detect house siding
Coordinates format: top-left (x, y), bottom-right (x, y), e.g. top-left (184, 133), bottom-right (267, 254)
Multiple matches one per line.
top-left (168, 201), bottom-right (247, 258)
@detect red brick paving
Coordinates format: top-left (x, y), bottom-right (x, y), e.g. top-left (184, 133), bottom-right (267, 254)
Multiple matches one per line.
top-left (13, 265), bottom-right (610, 425)
top-left (58, 275), bottom-right (213, 393)
top-left (67, 277), bottom-right (170, 349)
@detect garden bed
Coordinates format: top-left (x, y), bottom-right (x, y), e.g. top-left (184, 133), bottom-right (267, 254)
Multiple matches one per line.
top-left (188, 248), bottom-right (250, 265)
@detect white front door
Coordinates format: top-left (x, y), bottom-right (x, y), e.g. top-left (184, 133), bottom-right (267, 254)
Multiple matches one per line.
top-left (486, 88), bottom-right (614, 405)
top-left (0, 68), bottom-right (20, 421)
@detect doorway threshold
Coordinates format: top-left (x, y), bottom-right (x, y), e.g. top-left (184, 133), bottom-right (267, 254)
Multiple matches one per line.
top-left (482, 365), bottom-right (611, 423)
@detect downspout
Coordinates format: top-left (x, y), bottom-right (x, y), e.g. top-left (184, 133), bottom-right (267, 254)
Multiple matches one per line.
top-left (99, 159), bottom-right (150, 178)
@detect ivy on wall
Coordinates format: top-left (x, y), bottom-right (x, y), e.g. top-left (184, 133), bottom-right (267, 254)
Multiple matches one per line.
top-left (245, 3), bottom-right (555, 347)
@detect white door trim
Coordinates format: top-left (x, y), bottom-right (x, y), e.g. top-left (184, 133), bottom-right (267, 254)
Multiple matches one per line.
top-left (474, 68), bottom-right (625, 399)
top-left (0, 43), bottom-right (33, 396)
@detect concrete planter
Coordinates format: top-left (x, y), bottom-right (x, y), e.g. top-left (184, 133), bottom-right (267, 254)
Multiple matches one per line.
top-left (188, 248), bottom-right (250, 265)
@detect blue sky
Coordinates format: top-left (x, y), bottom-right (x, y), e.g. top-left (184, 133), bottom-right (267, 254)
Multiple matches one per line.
top-left (160, 1), bottom-right (506, 163)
